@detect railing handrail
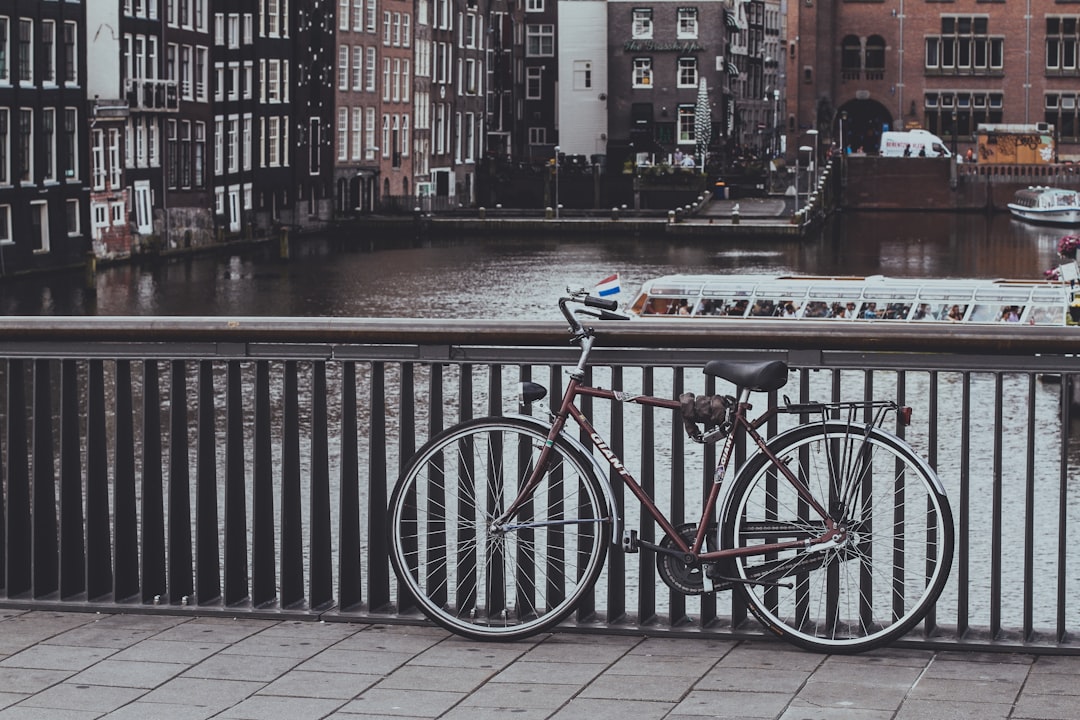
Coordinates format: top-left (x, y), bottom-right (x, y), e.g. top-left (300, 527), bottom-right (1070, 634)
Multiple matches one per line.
top-left (0, 315), bottom-right (1078, 356)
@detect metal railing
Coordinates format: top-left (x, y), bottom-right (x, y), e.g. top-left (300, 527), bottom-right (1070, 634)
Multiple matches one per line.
top-left (1, 317), bottom-right (1078, 652)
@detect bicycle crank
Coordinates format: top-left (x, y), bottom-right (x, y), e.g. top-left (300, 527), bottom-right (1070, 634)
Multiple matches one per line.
top-left (656, 524), bottom-right (715, 595)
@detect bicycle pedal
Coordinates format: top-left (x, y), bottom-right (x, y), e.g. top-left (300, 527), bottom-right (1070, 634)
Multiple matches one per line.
top-left (622, 529), bottom-right (639, 553)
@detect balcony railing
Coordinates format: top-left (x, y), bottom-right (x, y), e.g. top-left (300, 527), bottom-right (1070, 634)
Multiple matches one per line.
top-left (0, 317), bottom-right (1078, 652)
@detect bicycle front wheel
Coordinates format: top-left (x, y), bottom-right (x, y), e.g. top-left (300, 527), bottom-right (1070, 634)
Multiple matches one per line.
top-left (389, 417), bottom-right (609, 641)
top-left (721, 421), bottom-right (953, 653)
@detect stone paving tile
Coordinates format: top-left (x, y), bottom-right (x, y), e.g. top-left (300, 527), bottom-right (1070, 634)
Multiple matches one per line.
top-left (438, 707), bottom-right (550, 720)
top-left (82, 613), bottom-right (188, 632)
top-left (100, 701), bottom-right (221, 720)
top-left (922, 657), bottom-right (1031, 682)
top-left (257, 669), bottom-right (381, 699)
top-left (794, 679), bottom-right (910, 712)
top-left (0, 694), bottom-right (27, 711)
top-left (603, 653), bottom-right (716, 678)
top-left (152, 618), bottom-right (277, 644)
top-left (893, 698), bottom-right (1013, 720)
top-left (625, 636), bottom-right (737, 659)
top-left (1011, 693), bottom-right (1080, 720)
top-left (110, 639), bottom-right (229, 665)
top-left (408, 641), bottom-right (532, 670)
top-left (41, 625), bottom-right (160, 650)
top-left (550, 697), bottom-right (676, 720)
top-left (0, 667), bottom-right (74, 694)
top-left (694, 665), bottom-right (810, 694)
top-left (522, 634), bottom-right (640, 663)
top-left (1018, 670), bottom-right (1080, 695)
top-left (217, 634), bottom-right (331, 660)
top-left (0, 645), bottom-right (117, 672)
top-left (457, 681), bottom-right (579, 710)
top-left (331, 626), bottom-right (446, 654)
top-left (374, 664), bottom-right (494, 693)
top-left (137, 677), bottom-right (262, 709)
top-left (1029, 654), bottom-right (1080, 673)
top-left (777, 702), bottom-right (895, 720)
top-left (67, 658), bottom-right (188, 688)
top-left (182, 653), bottom-right (299, 682)
top-left (807, 657), bottom-right (924, 687)
top-left (489, 659), bottom-right (607, 685)
top-left (712, 641), bottom-right (825, 672)
top-left (906, 676), bottom-right (1023, 704)
top-left (338, 687), bottom-right (466, 717)
top-left (214, 694), bottom-right (346, 719)
top-left (823, 647), bottom-right (935, 668)
top-left (669, 689), bottom-right (792, 718)
top-left (293, 648), bottom-right (416, 675)
top-left (0, 706), bottom-right (100, 719)
top-left (258, 620), bottom-right (368, 641)
top-left (579, 671), bottom-right (699, 703)
top-left (17, 682), bottom-right (143, 713)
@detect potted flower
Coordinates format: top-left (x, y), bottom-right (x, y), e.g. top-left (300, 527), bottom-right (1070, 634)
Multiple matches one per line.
top-left (1058, 235), bottom-right (1080, 259)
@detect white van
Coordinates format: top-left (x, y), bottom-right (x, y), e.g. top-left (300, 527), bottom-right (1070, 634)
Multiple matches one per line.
top-left (879, 129), bottom-right (952, 158)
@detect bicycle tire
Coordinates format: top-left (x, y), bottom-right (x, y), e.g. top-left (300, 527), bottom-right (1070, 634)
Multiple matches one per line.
top-left (388, 416), bottom-right (609, 641)
top-left (720, 421), bottom-right (953, 653)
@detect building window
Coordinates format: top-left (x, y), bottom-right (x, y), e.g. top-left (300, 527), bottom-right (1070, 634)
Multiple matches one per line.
top-left (526, 66), bottom-right (541, 99)
top-left (526, 0), bottom-right (543, 11)
top-left (573, 60), bottom-right (592, 90)
top-left (42, 108), bottom-right (55, 182)
top-left (677, 8), bottom-right (697, 39)
top-left (309, 117), bottom-right (321, 174)
top-left (528, 126), bottom-right (546, 144)
top-left (677, 105), bottom-right (694, 144)
top-left (18, 108), bottom-right (31, 182)
top-left (0, 109), bottom-right (8, 184)
top-left (351, 107), bottom-right (362, 160)
top-left (526, 25), bottom-right (554, 57)
top-left (18, 18), bottom-right (32, 84)
top-left (268, 116), bottom-right (280, 166)
top-left (1047, 17), bottom-right (1080, 74)
top-left (179, 120), bottom-right (192, 185)
top-left (165, 122), bottom-right (176, 187)
top-left (366, 46), bottom-right (376, 91)
top-left (42, 20), bottom-right (56, 85)
top-left (352, 45), bottom-right (364, 89)
top-left (677, 57), bottom-right (697, 88)
top-left (925, 91), bottom-right (1003, 138)
top-left (633, 57), bottom-right (653, 87)
top-left (0, 18), bottom-right (8, 84)
top-left (194, 122), bottom-right (205, 187)
top-left (924, 16), bottom-right (1003, 73)
top-left (66, 199), bottom-right (79, 236)
top-left (365, 106), bottom-right (376, 159)
top-left (632, 9), bottom-right (652, 39)
top-left (0, 205), bottom-right (11, 243)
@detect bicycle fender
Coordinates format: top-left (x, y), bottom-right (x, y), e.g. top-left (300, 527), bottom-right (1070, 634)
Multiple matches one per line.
top-left (503, 413), bottom-right (622, 546)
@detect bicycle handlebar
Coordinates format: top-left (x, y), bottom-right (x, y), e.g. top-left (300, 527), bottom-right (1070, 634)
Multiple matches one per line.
top-left (559, 292), bottom-right (626, 337)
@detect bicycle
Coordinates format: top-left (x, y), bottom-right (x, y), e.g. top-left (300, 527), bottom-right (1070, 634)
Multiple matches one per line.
top-left (388, 291), bottom-right (954, 653)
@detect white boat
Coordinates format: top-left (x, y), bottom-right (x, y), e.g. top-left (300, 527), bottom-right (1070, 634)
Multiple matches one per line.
top-left (626, 274), bottom-right (1078, 326)
top-left (1007, 186), bottom-right (1080, 226)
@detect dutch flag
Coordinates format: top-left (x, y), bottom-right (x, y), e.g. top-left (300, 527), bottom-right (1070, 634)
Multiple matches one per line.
top-left (594, 273), bottom-right (621, 297)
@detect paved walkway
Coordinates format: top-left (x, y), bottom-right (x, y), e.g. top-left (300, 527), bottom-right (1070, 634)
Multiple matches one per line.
top-left (0, 609), bottom-right (1074, 720)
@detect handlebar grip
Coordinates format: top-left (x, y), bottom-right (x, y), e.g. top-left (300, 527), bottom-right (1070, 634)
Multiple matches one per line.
top-left (584, 296), bottom-right (619, 311)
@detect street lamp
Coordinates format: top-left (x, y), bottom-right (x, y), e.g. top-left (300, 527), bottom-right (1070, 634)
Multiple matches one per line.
top-left (839, 110), bottom-right (848, 188)
top-left (772, 89), bottom-right (780, 157)
top-left (806, 129), bottom-right (819, 188)
top-left (950, 109), bottom-right (958, 157)
top-left (554, 145), bottom-right (561, 218)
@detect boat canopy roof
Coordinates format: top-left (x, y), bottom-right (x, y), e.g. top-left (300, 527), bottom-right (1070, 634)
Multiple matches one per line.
top-left (627, 274), bottom-right (1073, 325)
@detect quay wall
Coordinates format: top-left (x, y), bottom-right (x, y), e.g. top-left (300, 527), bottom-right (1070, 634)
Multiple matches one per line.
top-left (843, 157), bottom-right (1080, 212)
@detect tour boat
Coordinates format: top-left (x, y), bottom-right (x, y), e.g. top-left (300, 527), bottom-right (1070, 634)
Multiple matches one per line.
top-left (1007, 186), bottom-right (1080, 226)
top-left (625, 274), bottom-right (1078, 326)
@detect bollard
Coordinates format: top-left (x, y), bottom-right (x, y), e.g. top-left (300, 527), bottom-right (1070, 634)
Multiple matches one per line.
top-left (611, 207), bottom-right (619, 221)
top-left (674, 207), bottom-right (684, 223)
top-left (479, 206), bottom-right (486, 219)
top-left (668, 210), bottom-right (676, 224)
top-left (731, 202), bottom-right (740, 225)
top-left (546, 206), bottom-right (553, 219)
top-left (279, 226), bottom-right (290, 260)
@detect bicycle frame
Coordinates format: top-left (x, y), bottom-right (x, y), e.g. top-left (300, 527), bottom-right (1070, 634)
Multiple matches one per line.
top-left (496, 328), bottom-right (841, 569)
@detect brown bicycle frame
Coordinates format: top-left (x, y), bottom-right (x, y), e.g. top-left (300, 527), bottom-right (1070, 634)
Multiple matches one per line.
top-left (499, 371), bottom-right (840, 565)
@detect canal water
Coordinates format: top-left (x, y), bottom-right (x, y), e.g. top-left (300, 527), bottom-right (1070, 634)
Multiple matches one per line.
top-left (0, 210), bottom-right (1068, 318)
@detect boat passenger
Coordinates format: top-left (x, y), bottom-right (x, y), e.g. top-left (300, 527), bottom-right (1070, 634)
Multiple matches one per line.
top-left (947, 305), bottom-right (963, 322)
top-left (1000, 306), bottom-right (1020, 322)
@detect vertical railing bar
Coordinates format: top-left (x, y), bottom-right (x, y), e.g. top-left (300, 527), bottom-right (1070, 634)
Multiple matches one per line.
top-left (425, 363), bottom-right (446, 609)
top-left (310, 362), bottom-right (333, 610)
top-left (367, 361), bottom-right (391, 613)
top-left (607, 365), bottom-right (625, 626)
top-left (32, 360), bottom-right (59, 598)
top-left (990, 373), bottom-right (1003, 639)
top-left (639, 366), bottom-right (657, 626)
top-left (698, 370), bottom-right (716, 628)
top-left (670, 367), bottom-right (687, 627)
top-left (957, 372), bottom-right (971, 638)
top-left (223, 361), bottom-right (249, 607)
top-left (84, 360), bottom-right (111, 600)
top-left (251, 361), bottom-right (276, 608)
top-left (59, 359), bottom-right (87, 600)
top-left (280, 361), bottom-right (304, 608)
top-left (924, 371), bottom-right (939, 637)
top-left (393, 362), bottom-right (417, 615)
top-left (1023, 373), bottom-right (1036, 642)
top-left (5, 359), bottom-right (30, 598)
top-left (112, 360), bottom-right (139, 602)
top-left (338, 362), bottom-right (363, 611)
top-left (195, 361), bottom-right (221, 605)
top-left (141, 361), bottom-right (167, 604)
top-left (575, 365), bottom-right (596, 624)
top-left (167, 360), bottom-right (193, 604)
top-left (1057, 375), bottom-right (1071, 643)
top-left (892, 372), bottom-right (906, 623)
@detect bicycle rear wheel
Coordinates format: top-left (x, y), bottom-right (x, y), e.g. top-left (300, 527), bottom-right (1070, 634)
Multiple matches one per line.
top-left (721, 421), bottom-right (953, 653)
top-left (389, 417), bottom-right (609, 641)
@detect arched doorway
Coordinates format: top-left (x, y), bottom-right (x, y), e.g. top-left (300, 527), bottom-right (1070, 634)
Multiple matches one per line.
top-left (835, 98), bottom-right (893, 154)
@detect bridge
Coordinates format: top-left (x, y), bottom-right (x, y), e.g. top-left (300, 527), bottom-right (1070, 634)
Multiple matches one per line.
top-left (0, 317), bottom-right (1078, 653)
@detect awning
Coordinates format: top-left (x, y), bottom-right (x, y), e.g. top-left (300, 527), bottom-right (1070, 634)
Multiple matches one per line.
top-left (727, 61), bottom-right (740, 77)
top-left (724, 10), bottom-right (738, 29)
